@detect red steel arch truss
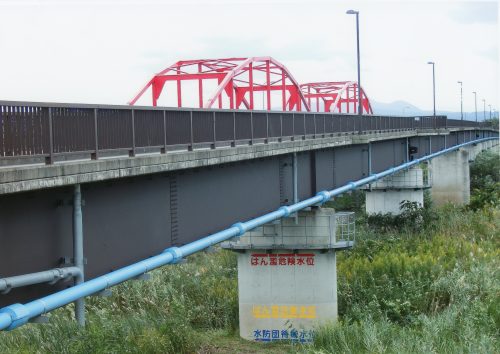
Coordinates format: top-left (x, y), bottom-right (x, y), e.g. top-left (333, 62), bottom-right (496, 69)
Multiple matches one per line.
top-left (129, 57), bottom-right (310, 112)
top-left (300, 81), bottom-right (373, 114)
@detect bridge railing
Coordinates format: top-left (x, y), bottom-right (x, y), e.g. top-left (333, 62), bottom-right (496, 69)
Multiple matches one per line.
top-left (0, 101), bottom-right (491, 165)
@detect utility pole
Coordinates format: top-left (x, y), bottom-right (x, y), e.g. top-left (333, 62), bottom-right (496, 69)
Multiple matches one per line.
top-left (472, 91), bottom-right (477, 122)
top-left (347, 9), bottom-right (362, 116)
top-left (427, 62), bottom-right (436, 117)
top-left (457, 81), bottom-right (463, 120)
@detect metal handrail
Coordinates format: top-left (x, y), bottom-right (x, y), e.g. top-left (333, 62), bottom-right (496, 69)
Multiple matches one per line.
top-left (1, 100), bottom-right (494, 166)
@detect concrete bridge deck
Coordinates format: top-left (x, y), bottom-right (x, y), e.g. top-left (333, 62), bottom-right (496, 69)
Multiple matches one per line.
top-left (0, 126), bottom-right (491, 195)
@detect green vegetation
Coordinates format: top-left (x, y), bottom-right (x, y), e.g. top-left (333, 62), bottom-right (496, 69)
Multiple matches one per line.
top-left (1, 150), bottom-right (498, 353)
top-left (469, 150), bottom-right (500, 210)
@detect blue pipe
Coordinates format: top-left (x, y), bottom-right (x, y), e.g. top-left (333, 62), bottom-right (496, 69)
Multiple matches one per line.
top-left (0, 136), bottom-right (497, 331)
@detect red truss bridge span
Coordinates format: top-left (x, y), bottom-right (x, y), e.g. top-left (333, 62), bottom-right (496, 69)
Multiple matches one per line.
top-left (129, 57), bottom-right (373, 114)
top-left (300, 81), bottom-right (373, 114)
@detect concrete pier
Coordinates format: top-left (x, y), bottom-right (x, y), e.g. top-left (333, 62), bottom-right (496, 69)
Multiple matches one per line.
top-left (430, 148), bottom-right (470, 206)
top-left (223, 208), bottom-right (354, 342)
top-left (364, 167), bottom-right (429, 215)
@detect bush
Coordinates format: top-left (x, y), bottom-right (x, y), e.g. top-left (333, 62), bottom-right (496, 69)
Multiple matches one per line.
top-left (365, 200), bottom-right (437, 234)
top-left (469, 150), bottom-right (500, 210)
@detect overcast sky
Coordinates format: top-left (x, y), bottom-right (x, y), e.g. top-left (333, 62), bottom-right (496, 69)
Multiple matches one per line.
top-left (0, 0), bottom-right (498, 113)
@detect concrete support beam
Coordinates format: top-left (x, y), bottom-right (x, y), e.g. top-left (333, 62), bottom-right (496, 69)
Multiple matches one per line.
top-left (366, 190), bottom-right (424, 215)
top-left (364, 167), bottom-right (427, 215)
top-left (224, 208), bottom-right (343, 343)
top-left (430, 149), bottom-right (470, 206)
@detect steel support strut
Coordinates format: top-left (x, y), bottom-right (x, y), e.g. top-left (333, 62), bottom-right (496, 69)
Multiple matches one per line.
top-left (73, 184), bottom-right (85, 327)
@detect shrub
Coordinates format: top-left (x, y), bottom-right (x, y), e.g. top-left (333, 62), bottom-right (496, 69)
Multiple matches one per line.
top-left (469, 150), bottom-right (500, 210)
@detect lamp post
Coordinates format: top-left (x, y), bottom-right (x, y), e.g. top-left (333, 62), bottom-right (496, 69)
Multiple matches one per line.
top-left (427, 62), bottom-right (436, 117)
top-left (488, 104), bottom-right (491, 120)
top-left (457, 81), bottom-right (463, 120)
top-left (482, 99), bottom-right (486, 121)
top-left (472, 91), bottom-right (477, 122)
top-left (346, 9), bottom-right (362, 116)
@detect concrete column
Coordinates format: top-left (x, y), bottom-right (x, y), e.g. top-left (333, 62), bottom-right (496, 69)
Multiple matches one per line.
top-left (365, 190), bottom-right (424, 215)
top-left (364, 167), bottom-right (427, 215)
top-left (430, 148), bottom-right (470, 206)
top-left (467, 142), bottom-right (484, 160)
top-left (223, 208), bottom-right (351, 343)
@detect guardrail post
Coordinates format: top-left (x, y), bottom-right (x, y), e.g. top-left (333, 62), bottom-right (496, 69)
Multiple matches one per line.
top-left (162, 110), bottom-right (167, 154)
top-left (73, 184), bottom-right (85, 327)
top-left (212, 111), bottom-right (216, 149)
top-left (129, 110), bottom-right (136, 157)
top-left (189, 111), bottom-right (194, 151)
top-left (323, 114), bottom-right (326, 137)
top-left (313, 113), bottom-right (317, 138)
top-left (265, 112), bottom-right (269, 144)
top-left (303, 114), bottom-right (306, 140)
top-left (232, 112), bottom-right (236, 147)
top-left (250, 111), bottom-right (254, 145)
top-left (91, 108), bottom-right (98, 160)
top-left (279, 114), bottom-right (283, 142)
top-left (45, 107), bottom-right (54, 165)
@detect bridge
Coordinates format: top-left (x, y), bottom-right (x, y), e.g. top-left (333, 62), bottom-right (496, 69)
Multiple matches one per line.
top-left (0, 98), bottom-right (497, 334)
top-left (0, 53), bottom-right (498, 336)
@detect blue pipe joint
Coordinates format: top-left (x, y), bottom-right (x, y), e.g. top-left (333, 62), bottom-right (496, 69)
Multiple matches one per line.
top-left (348, 182), bottom-right (357, 190)
top-left (231, 222), bottom-right (247, 241)
top-left (162, 247), bottom-right (184, 264)
top-left (278, 206), bottom-right (292, 217)
top-left (0, 304), bottom-right (29, 330)
top-left (315, 191), bottom-right (331, 205)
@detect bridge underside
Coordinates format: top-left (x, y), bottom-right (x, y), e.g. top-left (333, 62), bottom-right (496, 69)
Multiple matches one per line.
top-left (0, 128), bottom-right (497, 305)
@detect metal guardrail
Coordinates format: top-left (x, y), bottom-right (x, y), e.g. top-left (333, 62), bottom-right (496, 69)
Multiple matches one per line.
top-left (0, 136), bottom-right (497, 331)
top-left (0, 100), bottom-right (492, 165)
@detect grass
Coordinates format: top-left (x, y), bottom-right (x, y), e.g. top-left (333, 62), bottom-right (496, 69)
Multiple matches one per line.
top-left (312, 206), bottom-right (499, 354)
top-left (1, 151), bottom-right (498, 353)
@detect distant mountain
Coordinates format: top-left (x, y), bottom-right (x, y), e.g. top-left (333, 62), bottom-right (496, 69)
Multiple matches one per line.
top-left (370, 100), bottom-right (490, 121)
top-left (370, 100), bottom-right (423, 116)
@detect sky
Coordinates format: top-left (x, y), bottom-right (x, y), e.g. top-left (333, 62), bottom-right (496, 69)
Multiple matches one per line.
top-left (0, 0), bottom-right (498, 114)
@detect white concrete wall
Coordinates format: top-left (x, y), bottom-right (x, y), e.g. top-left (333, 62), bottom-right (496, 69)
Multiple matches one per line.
top-left (430, 148), bottom-right (470, 206)
top-left (365, 189), bottom-right (424, 215)
top-left (466, 140), bottom-right (499, 160)
top-left (237, 250), bottom-right (337, 342)
top-left (233, 209), bottom-right (338, 342)
top-left (236, 208), bottom-right (337, 249)
top-left (368, 167), bottom-right (426, 189)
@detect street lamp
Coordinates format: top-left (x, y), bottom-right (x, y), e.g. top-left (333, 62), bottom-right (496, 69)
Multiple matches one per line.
top-left (427, 61), bottom-right (436, 117)
top-left (482, 99), bottom-right (486, 121)
top-left (488, 104), bottom-right (491, 120)
top-left (472, 91), bottom-right (477, 122)
top-left (346, 9), bottom-right (362, 116)
top-left (457, 81), bottom-right (463, 120)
